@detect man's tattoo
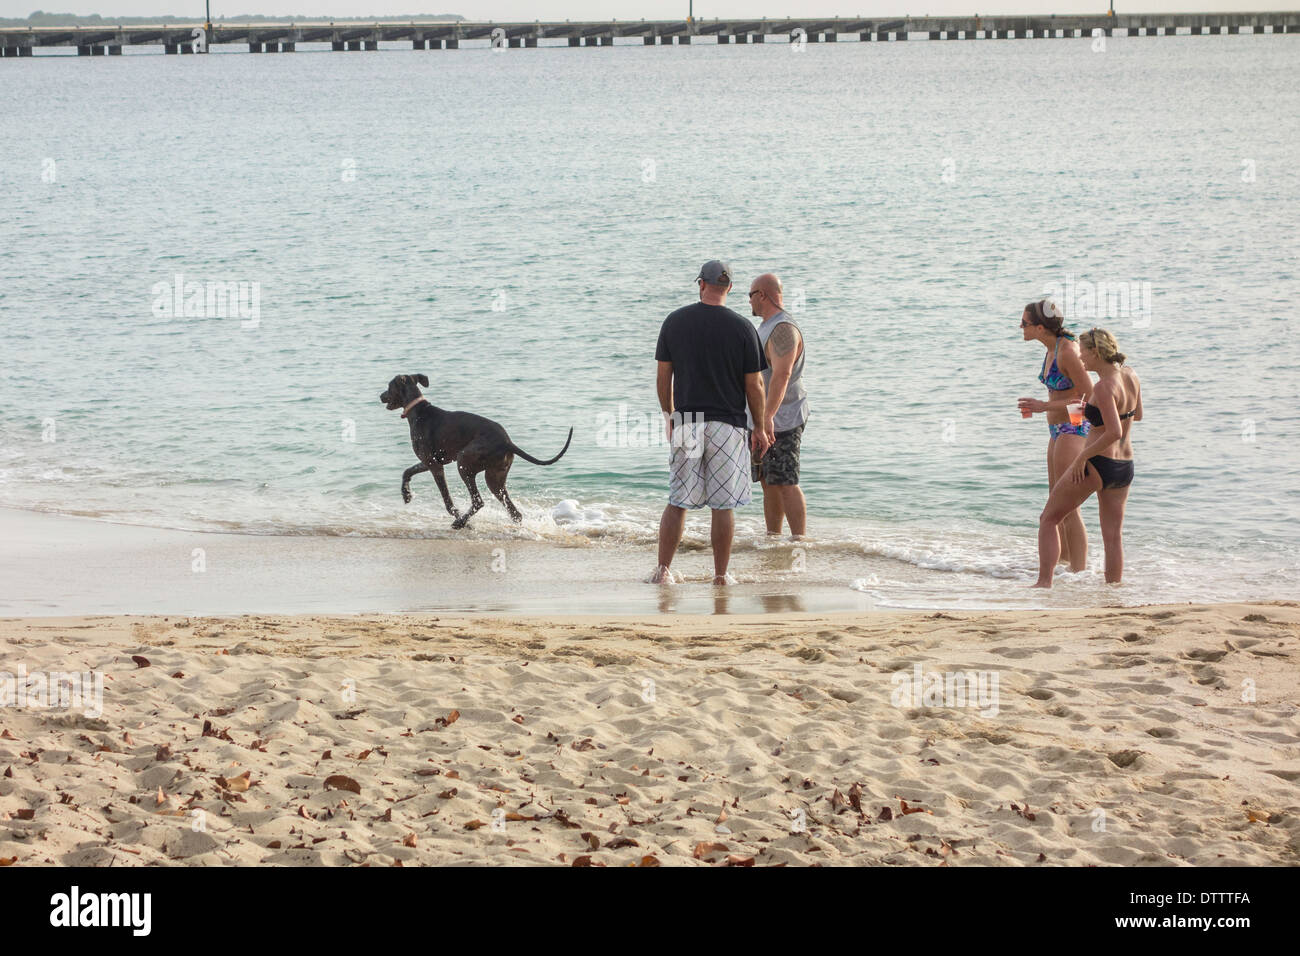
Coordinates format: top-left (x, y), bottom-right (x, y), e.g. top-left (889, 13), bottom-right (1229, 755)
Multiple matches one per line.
top-left (769, 322), bottom-right (798, 358)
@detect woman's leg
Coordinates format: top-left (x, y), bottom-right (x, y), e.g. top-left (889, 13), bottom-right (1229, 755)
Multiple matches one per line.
top-left (1097, 486), bottom-right (1130, 584)
top-left (1052, 432), bottom-right (1089, 573)
top-left (1046, 437), bottom-right (1069, 565)
top-left (1034, 463), bottom-right (1102, 588)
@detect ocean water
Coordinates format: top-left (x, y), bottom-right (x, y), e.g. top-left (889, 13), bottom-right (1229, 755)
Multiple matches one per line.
top-left (1, 35), bottom-right (1298, 610)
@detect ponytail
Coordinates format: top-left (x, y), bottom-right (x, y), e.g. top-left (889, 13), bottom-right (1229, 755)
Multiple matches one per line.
top-left (1025, 299), bottom-right (1073, 340)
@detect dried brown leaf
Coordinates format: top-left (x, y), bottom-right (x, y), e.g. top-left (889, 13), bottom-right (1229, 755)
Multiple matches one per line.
top-left (324, 774), bottom-right (361, 795)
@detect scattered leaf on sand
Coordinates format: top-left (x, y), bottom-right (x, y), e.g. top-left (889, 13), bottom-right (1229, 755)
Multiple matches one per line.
top-left (324, 775), bottom-right (361, 795)
top-left (830, 789), bottom-right (851, 813)
top-left (434, 710), bottom-right (460, 729)
top-left (464, 819), bottom-right (486, 830)
top-left (0, 730), bottom-right (15, 740)
top-left (899, 799), bottom-right (932, 816)
top-left (201, 720), bottom-right (232, 742)
top-left (571, 738), bottom-right (596, 752)
top-left (878, 806), bottom-right (894, 822)
top-left (216, 771), bottom-right (252, 793)
top-left (403, 833), bottom-right (418, 847)
top-left (693, 841), bottom-right (728, 860)
top-left (606, 836), bottom-right (640, 849)
top-left (724, 855), bottom-right (755, 867)
top-left (131, 656), bottom-right (151, 668)
top-left (1009, 802), bottom-right (1037, 822)
top-left (848, 783), bottom-right (864, 814)
top-left (0, 857), bottom-right (16, 866)
top-left (437, 789), bottom-right (458, 799)
top-left (15, 809), bottom-right (35, 821)
top-left (637, 855), bottom-right (661, 867)
top-left (1247, 809), bottom-right (1271, 824)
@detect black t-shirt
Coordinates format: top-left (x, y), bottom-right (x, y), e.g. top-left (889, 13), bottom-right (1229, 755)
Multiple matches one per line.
top-left (654, 303), bottom-right (767, 428)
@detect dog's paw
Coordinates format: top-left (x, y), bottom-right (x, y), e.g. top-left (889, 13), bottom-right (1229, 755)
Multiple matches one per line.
top-left (451, 517), bottom-right (469, 530)
top-left (401, 487), bottom-right (412, 504)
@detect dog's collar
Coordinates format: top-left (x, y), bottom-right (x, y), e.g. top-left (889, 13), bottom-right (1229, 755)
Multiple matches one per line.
top-left (401, 396), bottom-right (427, 419)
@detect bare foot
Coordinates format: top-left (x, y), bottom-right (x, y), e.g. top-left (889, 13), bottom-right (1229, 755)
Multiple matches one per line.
top-left (646, 565), bottom-right (676, 585)
top-left (712, 572), bottom-right (736, 586)
top-left (1030, 580), bottom-right (1052, 589)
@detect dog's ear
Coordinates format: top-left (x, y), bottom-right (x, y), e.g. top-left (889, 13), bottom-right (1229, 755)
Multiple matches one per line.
top-left (414, 374), bottom-right (429, 387)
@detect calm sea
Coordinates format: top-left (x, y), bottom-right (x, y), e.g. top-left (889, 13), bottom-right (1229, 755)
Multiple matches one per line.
top-left (2, 35), bottom-right (1298, 609)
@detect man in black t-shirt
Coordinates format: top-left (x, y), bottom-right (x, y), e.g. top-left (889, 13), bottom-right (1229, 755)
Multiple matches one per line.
top-left (650, 260), bottom-right (772, 586)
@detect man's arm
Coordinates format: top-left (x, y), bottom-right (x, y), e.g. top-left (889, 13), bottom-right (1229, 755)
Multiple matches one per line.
top-left (762, 322), bottom-right (802, 427)
top-left (745, 372), bottom-right (772, 456)
top-left (657, 361), bottom-right (674, 414)
top-left (657, 360), bottom-right (674, 439)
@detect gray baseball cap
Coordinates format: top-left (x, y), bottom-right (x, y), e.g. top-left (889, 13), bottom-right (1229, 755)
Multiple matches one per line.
top-left (697, 259), bottom-right (733, 286)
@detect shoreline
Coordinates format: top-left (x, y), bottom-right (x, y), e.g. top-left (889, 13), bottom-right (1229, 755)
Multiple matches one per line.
top-left (2, 602), bottom-right (1296, 866)
top-left (5, 505), bottom-right (1294, 618)
top-left (0, 505), bottom-right (873, 617)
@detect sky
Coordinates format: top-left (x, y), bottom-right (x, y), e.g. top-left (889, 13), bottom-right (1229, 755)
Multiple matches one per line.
top-left (0, 2), bottom-right (1286, 22)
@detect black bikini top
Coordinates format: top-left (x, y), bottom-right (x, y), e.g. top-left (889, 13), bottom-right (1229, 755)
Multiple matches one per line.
top-left (1084, 403), bottom-right (1137, 428)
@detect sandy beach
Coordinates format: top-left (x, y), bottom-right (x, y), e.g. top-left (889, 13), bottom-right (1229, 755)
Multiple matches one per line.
top-left (2, 602), bottom-right (1297, 867)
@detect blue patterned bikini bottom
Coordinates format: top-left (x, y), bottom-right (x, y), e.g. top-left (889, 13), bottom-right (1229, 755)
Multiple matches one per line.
top-left (1049, 420), bottom-right (1091, 440)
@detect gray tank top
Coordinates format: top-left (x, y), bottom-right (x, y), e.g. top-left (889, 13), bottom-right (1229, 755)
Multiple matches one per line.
top-left (755, 311), bottom-right (808, 433)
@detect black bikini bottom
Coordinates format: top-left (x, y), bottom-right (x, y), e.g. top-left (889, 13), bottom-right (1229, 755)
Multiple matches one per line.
top-left (1088, 455), bottom-right (1134, 490)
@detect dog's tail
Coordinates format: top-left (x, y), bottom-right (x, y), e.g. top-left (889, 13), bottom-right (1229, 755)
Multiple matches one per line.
top-left (509, 427), bottom-right (573, 466)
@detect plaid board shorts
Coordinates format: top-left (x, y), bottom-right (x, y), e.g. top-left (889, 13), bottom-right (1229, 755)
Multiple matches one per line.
top-left (751, 423), bottom-right (804, 486)
top-left (668, 420), bottom-right (752, 510)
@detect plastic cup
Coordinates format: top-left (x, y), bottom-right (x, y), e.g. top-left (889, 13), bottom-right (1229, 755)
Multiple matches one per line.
top-left (1067, 402), bottom-right (1084, 427)
top-left (1021, 408), bottom-right (1032, 419)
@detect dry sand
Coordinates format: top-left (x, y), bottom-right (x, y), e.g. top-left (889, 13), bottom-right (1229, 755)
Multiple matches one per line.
top-left (1, 602), bottom-right (1298, 866)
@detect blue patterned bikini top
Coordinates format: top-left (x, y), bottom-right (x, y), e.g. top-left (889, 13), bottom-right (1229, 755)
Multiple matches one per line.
top-left (1039, 337), bottom-right (1075, 391)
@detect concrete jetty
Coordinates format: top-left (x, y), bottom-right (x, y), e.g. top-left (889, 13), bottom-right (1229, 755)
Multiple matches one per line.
top-left (1, 12), bottom-right (1297, 57)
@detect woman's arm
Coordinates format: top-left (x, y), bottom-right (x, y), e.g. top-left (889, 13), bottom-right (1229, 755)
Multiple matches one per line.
top-left (1058, 342), bottom-right (1093, 405)
top-left (1066, 387), bottom-right (1122, 483)
top-left (1019, 395), bottom-right (1084, 414)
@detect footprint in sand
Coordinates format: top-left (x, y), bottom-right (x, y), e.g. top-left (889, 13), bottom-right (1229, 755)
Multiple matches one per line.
top-left (1185, 663), bottom-right (1226, 687)
top-left (1107, 750), bottom-right (1143, 768)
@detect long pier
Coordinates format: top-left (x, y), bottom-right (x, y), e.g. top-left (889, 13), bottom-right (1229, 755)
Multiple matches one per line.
top-left (1, 12), bottom-right (1297, 56)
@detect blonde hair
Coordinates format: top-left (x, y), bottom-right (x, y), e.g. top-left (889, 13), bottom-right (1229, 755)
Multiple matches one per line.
top-left (1079, 328), bottom-right (1127, 365)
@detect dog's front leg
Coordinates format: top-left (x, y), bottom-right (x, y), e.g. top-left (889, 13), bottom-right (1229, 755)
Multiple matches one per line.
top-left (430, 463), bottom-right (461, 520)
top-left (401, 462), bottom-right (430, 504)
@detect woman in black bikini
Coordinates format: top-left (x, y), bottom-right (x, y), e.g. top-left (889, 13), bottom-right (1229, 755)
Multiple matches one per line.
top-left (1032, 328), bottom-right (1142, 588)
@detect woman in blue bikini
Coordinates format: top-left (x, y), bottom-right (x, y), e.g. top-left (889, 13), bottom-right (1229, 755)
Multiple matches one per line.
top-left (1032, 329), bottom-right (1142, 588)
top-left (1016, 299), bottom-right (1091, 573)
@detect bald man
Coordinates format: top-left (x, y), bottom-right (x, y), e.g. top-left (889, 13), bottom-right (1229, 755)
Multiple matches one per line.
top-left (747, 273), bottom-right (809, 537)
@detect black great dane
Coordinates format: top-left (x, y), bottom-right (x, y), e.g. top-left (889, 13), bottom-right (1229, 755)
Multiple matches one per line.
top-left (380, 374), bottom-right (573, 529)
